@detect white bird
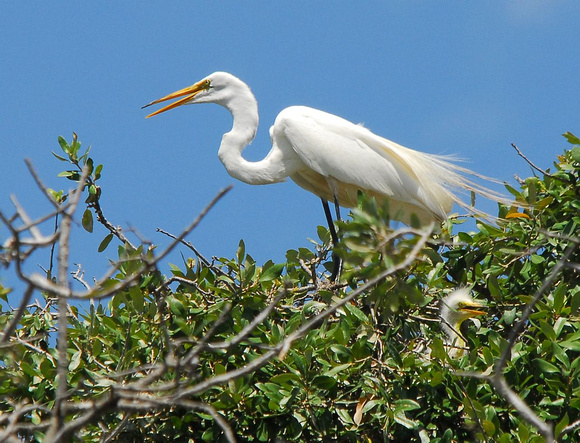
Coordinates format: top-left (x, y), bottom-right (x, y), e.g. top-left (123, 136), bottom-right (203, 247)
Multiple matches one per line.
top-left (440, 288), bottom-right (486, 358)
top-left (143, 72), bottom-right (501, 277)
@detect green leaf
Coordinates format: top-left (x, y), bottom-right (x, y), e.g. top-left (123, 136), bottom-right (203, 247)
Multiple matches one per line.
top-left (560, 338), bottom-right (580, 352)
top-left (311, 375), bottom-right (337, 390)
top-left (555, 413), bottom-right (570, 438)
top-left (323, 363), bottom-right (352, 377)
top-left (98, 233), bottom-right (114, 252)
top-left (20, 361), bottom-right (39, 378)
top-left (563, 132), bottom-right (580, 145)
top-left (236, 239), bottom-right (245, 264)
top-left (69, 350), bottom-right (82, 371)
top-left (95, 164), bottom-right (103, 180)
top-left (571, 146), bottom-right (580, 163)
top-left (47, 188), bottom-right (65, 204)
top-left (57, 170), bottom-right (78, 178)
top-left (92, 339), bottom-right (103, 356)
top-left (58, 135), bottom-right (69, 153)
top-left (530, 254), bottom-right (545, 264)
top-left (336, 408), bottom-right (354, 424)
top-left (533, 358), bottom-right (559, 373)
top-left (70, 137), bottom-right (81, 159)
top-left (552, 283), bottom-right (566, 314)
top-left (270, 373), bottom-right (300, 385)
top-left (82, 209), bottom-right (94, 233)
top-left (343, 302), bottom-right (369, 323)
top-left (39, 359), bottom-right (55, 379)
top-left (504, 183), bottom-right (522, 198)
top-left (316, 225), bottom-right (330, 244)
top-left (394, 399), bottom-right (421, 412)
top-left (51, 151), bottom-right (68, 162)
top-left (259, 263), bottom-right (285, 282)
top-left (167, 296), bottom-right (187, 317)
top-left (394, 411), bottom-right (418, 429)
top-left (538, 320), bottom-right (555, 341)
top-left (129, 286), bottom-right (144, 312)
top-left (86, 157), bottom-right (94, 175)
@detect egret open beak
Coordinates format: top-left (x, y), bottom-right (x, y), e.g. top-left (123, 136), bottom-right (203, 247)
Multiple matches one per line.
top-left (142, 79), bottom-right (210, 118)
top-left (459, 304), bottom-right (486, 317)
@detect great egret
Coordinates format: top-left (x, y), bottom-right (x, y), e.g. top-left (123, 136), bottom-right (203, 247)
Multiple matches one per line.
top-left (440, 288), bottom-right (486, 357)
top-left (143, 72), bottom-right (500, 277)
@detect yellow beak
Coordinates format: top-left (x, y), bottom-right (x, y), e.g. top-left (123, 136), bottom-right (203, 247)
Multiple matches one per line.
top-left (460, 305), bottom-right (486, 316)
top-left (142, 79), bottom-right (209, 118)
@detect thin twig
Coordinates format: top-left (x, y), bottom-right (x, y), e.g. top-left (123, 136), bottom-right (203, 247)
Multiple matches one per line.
top-left (24, 186), bottom-right (234, 300)
top-left (560, 418), bottom-right (580, 440)
top-left (100, 414), bottom-right (132, 443)
top-left (511, 143), bottom-right (570, 183)
top-left (91, 196), bottom-right (135, 249)
top-left (24, 158), bottom-right (60, 209)
top-left (0, 285), bottom-right (34, 343)
top-left (156, 227), bottom-right (212, 268)
top-left (71, 263), bottom-right (92, 290)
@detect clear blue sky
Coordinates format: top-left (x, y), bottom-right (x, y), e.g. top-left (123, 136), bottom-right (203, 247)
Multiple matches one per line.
top-left (1, 3), bottom-right (579, 295)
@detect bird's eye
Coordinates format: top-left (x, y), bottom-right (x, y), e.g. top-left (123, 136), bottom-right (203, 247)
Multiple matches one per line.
top-left (205, 80), bottom-right (212, 89)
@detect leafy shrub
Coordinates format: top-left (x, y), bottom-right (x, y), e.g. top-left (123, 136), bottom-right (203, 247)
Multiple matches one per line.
top-left (0, 134), bottom-right (579, 442)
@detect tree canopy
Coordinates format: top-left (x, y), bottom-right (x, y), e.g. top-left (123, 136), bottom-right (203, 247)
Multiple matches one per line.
top-left (0, 134), bottom-right (579, 442)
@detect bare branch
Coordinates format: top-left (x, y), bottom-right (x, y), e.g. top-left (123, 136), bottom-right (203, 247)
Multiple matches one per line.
top-left (25, 158), bottom-right (61, 209)
top-left (511, 143), bottom-right (570, 183)
top-left (560, 418), bottom-right (580, 440)
top-left (71, 263), bottom-right (92, 291)
top-left (0, 402), bottom-right (51, 443)
top-left (22, 186), bottom-right (234, 300)
top-left (0, 284), bottom-right (34, 343)
top-left (157, 227), bottom-right (212, 269)
top-left (90, 196), bottom-right (136, 249)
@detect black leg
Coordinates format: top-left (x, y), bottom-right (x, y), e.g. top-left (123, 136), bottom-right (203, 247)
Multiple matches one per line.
top-left (333, 196), bottom-right (341, 221)
top-left (322, 199), bottom-right (339, 246)
top-left (321, 199), bottom-right (341, 281)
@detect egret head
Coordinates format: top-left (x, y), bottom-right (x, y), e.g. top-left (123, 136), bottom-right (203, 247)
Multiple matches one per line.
top-left (142, 72), bottom-right (251, 118)
top-left (440, 288), bottom-right (486, 355)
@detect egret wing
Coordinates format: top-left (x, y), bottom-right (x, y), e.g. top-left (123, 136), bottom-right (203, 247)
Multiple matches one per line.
top-left (274, 106), bottom-right (456, 223)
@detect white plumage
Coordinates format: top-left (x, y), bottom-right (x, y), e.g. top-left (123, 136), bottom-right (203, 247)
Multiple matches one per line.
top-left (144, 71), bottom-right (501, 226)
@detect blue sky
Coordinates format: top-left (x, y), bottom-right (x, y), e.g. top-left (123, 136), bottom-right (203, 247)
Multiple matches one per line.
top-left (1, 3), bottom-right (579, 295)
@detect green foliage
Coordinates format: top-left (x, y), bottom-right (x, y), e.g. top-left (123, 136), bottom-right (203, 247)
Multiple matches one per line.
top-left (1, 134), bottom-right (579, 441)
top-left (51, 132), bottom-right (104, 236)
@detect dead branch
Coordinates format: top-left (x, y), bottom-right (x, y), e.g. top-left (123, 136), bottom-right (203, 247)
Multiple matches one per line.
top-left (511, 142), bottom-right (571, 184)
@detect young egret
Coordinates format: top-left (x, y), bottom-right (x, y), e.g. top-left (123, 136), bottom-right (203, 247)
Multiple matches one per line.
top-left (143, 72), bottom-right (501, 278)
top-left (440, 288), bottom-right (486, 358)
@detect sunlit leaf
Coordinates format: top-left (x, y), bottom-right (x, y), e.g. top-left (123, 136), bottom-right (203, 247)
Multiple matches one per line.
top-left (58, 135), bottom-right (69, 152)
top-left (563, 131), bottom-right (580, 145)
top-left (259, 263), bottom-right (285, 282)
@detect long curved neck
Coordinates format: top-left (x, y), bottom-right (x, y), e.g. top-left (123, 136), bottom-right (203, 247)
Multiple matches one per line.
top-left (217, 93), bottom-right (287, 185)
